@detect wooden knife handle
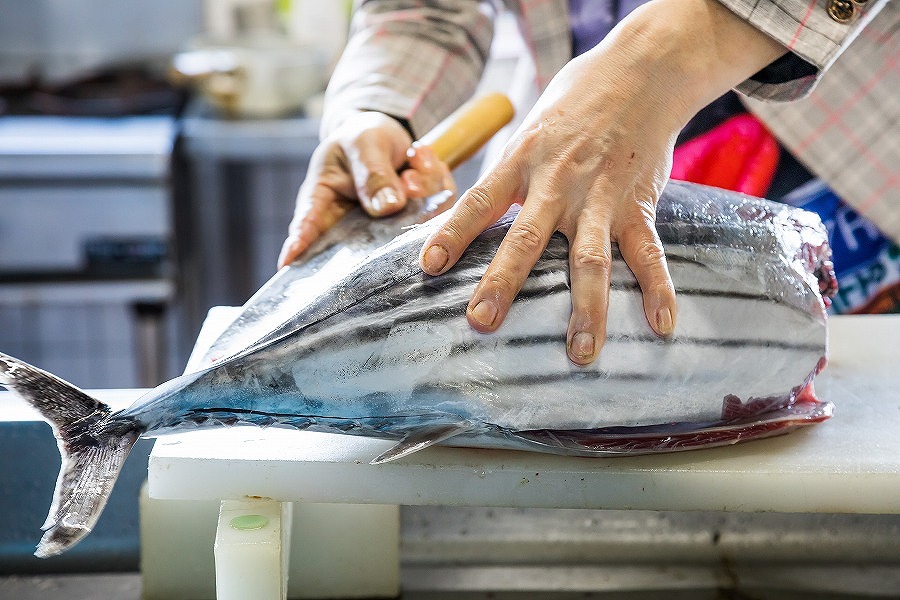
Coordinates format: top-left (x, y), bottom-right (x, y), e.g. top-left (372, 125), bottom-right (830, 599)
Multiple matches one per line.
top-left (416, 92), bottom-right (515, 170)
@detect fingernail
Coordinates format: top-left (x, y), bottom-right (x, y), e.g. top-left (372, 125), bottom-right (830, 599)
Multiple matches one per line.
top-left (656, 307), bottom-right (674, 335)
top-left (277, 245), bottom-right (291, 268)
top-left (278, 235), bottom-right (300, 267)
top-left (372, 188), bottom-right (401, 214)
top-left (470, 300), bottom-right (497, 328)
top-left (408, 143), bottom-right (433, 167)
top-left (422, 244), bottom-right (449, 274)
top-left (570, 331), bottom-right (595, 359)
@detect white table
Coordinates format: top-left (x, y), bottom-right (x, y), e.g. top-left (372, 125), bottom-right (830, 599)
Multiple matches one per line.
top-left (144, 313), bottom-right (900, 599)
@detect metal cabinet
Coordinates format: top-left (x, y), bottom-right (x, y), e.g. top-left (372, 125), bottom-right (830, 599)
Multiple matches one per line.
top-left (0, 116), bottom-right (177, 388)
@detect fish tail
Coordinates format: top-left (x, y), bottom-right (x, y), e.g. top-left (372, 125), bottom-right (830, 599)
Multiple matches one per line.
top-left (0, 352), bottom-right (142, 558)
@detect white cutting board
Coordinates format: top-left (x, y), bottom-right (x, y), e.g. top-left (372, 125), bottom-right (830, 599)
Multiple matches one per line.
top-left (147, 312), bottom-right (900, 515)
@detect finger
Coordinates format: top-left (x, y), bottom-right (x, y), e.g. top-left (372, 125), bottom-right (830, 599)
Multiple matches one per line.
top-left (400, 169), bottom-right (424, 196)
top-left (401, 169), bottom-right (457, 199)
top-left (565, 221), bottom-right (613, 366)
top-left (277, 181), bottom-right (353, 268)
top-left (465, 200), bottom-right (558, 333)
top-left (615, 210), bottom-right (677, 337)
top-left (420, 167), bottom-right (518, 276)
top-left (401, 143), bottom-right (455, 197)
top-left (347, 136), bottom-right (408, 217)
top-left (278, 219), bottom-right (318, 268)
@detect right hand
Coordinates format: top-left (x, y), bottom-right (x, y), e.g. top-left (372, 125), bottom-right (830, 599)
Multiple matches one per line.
top-left (278, 111), bottom-right (455, 268)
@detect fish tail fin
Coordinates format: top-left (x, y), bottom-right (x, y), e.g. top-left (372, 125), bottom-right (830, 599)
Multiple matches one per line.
top-left (0, 352), bottom-right (142, 558)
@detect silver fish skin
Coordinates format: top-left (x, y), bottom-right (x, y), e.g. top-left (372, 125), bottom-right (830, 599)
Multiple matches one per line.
top-left (0, 181), bottom-right (836, 558)
top-left (198, 190), bottom-right (457, 365)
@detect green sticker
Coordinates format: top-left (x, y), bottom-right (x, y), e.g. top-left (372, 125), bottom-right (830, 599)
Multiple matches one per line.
top-left (230, 514), bottom-right (269, 530)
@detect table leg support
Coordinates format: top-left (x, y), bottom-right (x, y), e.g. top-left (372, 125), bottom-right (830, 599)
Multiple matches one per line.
top-left (215, 499), bottom-right (293, 600)
top-left (141, 483), bottom-right (400, 598)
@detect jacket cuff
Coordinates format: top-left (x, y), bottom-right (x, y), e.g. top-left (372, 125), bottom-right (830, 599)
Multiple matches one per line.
top-left (719, 0), bottom-right (888, 101)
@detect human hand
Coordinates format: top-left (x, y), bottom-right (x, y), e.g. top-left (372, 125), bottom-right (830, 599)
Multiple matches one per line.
top-left (278, 111), bottom-right (454, 268)
top-left (419, 0), bottom-right (786, 365)
top-left (420, 57), bottom-right (678, 366)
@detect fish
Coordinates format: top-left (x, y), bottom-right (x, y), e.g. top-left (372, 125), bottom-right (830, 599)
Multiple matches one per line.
top-left (0, 180), bottom-right (837, 558)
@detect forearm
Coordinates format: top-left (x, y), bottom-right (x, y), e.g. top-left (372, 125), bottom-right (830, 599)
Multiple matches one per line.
top-left (321, 0), bottom-right (495, 140)
top-left (588, 0), bottom-right (788, 132)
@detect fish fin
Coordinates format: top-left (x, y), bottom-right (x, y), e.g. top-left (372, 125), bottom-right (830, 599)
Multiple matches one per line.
top-left (0, 352), bottom-right (142, 558)
top-left (370, 421), bottom-right (474, 465)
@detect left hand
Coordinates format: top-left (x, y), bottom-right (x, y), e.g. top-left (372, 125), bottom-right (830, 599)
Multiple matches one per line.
top-left (418, 0), bottom-right (787, 365)
top-left (420, 52), bottom-right (679, 367)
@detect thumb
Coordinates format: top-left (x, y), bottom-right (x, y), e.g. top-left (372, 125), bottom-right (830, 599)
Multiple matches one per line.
top-left (362, 185), bottom-right (407, 217)
top-left (348, 140), bottom-right (409, 218)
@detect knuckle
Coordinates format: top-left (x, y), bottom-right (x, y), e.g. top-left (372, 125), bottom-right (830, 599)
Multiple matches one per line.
top-left (505, 220), bottom-right (546, 257)
top-left (637, 237), bottom-right (666, 264)
top-left (571, 245), bottom-right (613, 274)
top-left (630, 237), bottom-right (668, 274)
top-left (440, 220), bottom-right (468, 246)
top-left (364, 167), bottom-right (394, 193)
top-left (460, 186), bottom-right (496, 220)
top-left (481, 270), bottom-right (518, 296)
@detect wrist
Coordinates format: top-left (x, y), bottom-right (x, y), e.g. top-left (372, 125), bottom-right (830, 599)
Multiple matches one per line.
top-left (606, 0), bottom-right (787, 127)
top-left (325, 109), bottom-right (414, 147)
top-left (367, 111), bottom-right (416, 141)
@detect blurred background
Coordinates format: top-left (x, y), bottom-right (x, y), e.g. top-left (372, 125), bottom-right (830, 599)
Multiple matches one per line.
top-left (0, 0), bottom-right (341, 391)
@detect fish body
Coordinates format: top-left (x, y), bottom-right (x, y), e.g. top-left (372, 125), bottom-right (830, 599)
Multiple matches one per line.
top-left (197, 190), bottom-right (457, 365)
top-left (0, 181), bottom-right (836, 557)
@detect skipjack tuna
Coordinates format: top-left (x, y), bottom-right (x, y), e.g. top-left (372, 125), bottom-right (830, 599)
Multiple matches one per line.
top-left (0, 181), bottom-right (837, 558)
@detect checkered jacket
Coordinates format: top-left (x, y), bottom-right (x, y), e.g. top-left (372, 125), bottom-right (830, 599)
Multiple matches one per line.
top-left (323, 0), bottom-right (897, 242)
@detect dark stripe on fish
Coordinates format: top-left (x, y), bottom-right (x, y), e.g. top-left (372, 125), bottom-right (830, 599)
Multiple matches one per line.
top-left (272, 279), bottom-right (821, 363)
top-left (433, 370), bottom-right (659, 387)
top-left (502, 334), bottom-right (822, 353)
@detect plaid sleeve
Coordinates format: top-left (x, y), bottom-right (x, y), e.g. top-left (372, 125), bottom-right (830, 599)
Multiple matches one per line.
top-left (320, 0), bottom-right (497, 139)
top-left (744, 1), bottom-right (900, 244)
top-left (718, 0), bottom-right (890, 100)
